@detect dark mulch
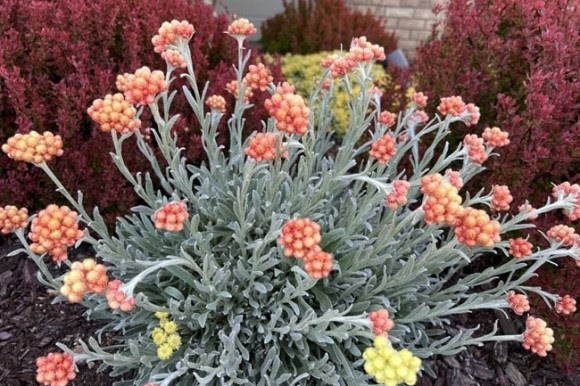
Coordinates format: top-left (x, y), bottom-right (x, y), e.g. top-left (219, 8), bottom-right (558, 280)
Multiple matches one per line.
top-left (0, 240), bottom-right (578, 386)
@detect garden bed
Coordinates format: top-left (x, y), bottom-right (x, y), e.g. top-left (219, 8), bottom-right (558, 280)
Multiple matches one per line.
top-left (1, 241), bottom-right (577, 386)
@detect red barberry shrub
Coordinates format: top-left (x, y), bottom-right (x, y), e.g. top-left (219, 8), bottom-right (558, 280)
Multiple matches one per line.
top-left (261, 0), bottom-right (398, 55)
top-left (414, 0), bottom-right (579, 215)
top-left (0, 0), bottom-right (282, 222)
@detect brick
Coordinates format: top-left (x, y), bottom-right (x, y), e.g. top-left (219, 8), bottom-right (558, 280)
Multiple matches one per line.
top-left (400, 0), bottom-right (422, 7)
top-left (372, 0), bottom-right (401, 5)
top-left (397, 18), bottom-right (425, 30)
top-left (393, 29), bottom-right (411, 40)
top-left (411, 29), bottom-right (432, 40)
top-left (414, 8), bottom-right (436, 20)
top-left (399, 39), bottom-right (418, 51)
top-left (384, 7), bottom-right (414, 18)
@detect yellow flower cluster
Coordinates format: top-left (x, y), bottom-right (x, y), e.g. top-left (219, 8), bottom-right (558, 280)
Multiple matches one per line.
top-left (151, 312), bottom-right (181, 360)
top-left (279, 52), bottom-right (388, 136)
top-left (363, 336), bottom-right (422, 386)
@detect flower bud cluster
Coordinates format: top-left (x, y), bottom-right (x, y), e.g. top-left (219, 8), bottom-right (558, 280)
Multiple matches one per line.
top-left (245, 132), bottom-right (288, 162)
top-left (491, 185), bottom-right (513, 212)
top-left (0, 205), bottom-right (28, 234)
top-left (463, 134), bottom-right (488, 164)
top-left (363, 336), bottom-right (422, 386)
top-left (552, 182), bottom-right (580, 221)
top-left (106, 279), bottom-right (135, 312)
top-left (522, 316), bottom-right (554, 357)
top-left (243, 63), bottom-right (273, 91)
top-left (482, 127), bottom-right (510, 147)
top-left (555, 295), bottom-right (576, 315)
top-left (226, 80), bottom-right (253, 103)
top-left (152, 20), bottom-right (195, 53)
top-left (378, 111), bottom-right (397, 127)
top-left (60, 258), bottom-right (108, 303)
top-left (153, 201), bottom-right (189, 232)
top-left (151, 312), bottom-right (182, 360)
top-left (36, 352), bottom-right (76, 386)
top-left (444, 169), bottom-right (463, 189)
top-left (385, 180), bottom-right (411, 210)
top-left (206, 95), bottom-right (227, 113)
top-left (87, 93), bottom-right (141, 134)
top-left (116, 67), bottom-right (168, 106)
top-left (226, 18), bottom-right (257, 36)
top-left (369, 134), bottom-right (397, 164)
top-left (264, 82), bottom-right (310, 135)
top-left (506, 291), bottom-right (530, 315)
top-left (369, 309), bottom-right (394, 336)
top-left (454, 207), bottom-right (501, 248)
top-left (508, 238), bottom-right (533, 259)
top-left (29, 205), bottom-right (84, 262)
top-left (437, 96), bottom-right (480, 125)
top-left (321, 36), bottom-right (385, 79)
top-left (547, 224), bottom-right (579, 247)
top-left (2, 131), bottom-right (63, 164)
top-left (420, 174), bottom-right (464, 225)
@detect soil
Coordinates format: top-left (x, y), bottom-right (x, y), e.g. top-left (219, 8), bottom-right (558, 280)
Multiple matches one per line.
top-left (0, 240), bottom-right (578, 386)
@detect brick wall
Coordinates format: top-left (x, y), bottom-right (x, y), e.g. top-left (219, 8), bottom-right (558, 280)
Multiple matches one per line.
top-left (346, 0), bottom-right (442, 59)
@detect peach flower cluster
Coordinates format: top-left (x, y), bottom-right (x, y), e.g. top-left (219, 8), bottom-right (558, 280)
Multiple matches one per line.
top-left (509, 238), bottom-right (534, 259)
top-left (153, 201), bottom-right (189, 232)
top-left (482, 127), bottom-right (510, 147)
top-left (36, 352), bottom-right (76, 386)
top-left (321, 37), bottom-right (385, 79)
top-left (378, 111), bottom-right (396, 127)
top-left (226, 80), bottom-right (253, 103)
top-left (420, 174), bottom-right (464, 225)
top-left (29, 205), bottom-right (84, 262)
top-left (304, 246), bottom-right (334, 279)
top-left (60, 258), bottom-right (108, 303)
top-left (437, 96), bottom-right (480, 125)
top-left (552, 182), bottom-right (580, 221)
top-left (279, 218), bottom-right (322, 259)
top-left (243, 63), bottom-right (273, 91)
top-left (226, 18), bottom-right (257, 36)
top-left (491, 185), bottom-right (513, 211)
top-left (454, 207), bottom-right (501, 248)
top-left (369, 134), bottom-right (396, 164)
top-left (206, 94), bottom-right (227, 113)
top-left (152, 20), bottom-right (195, 53)
top-left (518, 203), bottom-right (538, 221)
top-left (522, 316), bottom-right (554, 357)
top-left (116, 67), bottom-right (168, 106)
top-left (385, 180), bottom-right (411, 210)
top-left (245, 132), bottom-right (288, 162)
top-left (555, 295), bottom-right (576, 315)
top-left (547, 224), bottom-right (579, 247)
top-left (444, 169), bottom-right (463, 190)
top-left (506, 291), bottom-right (530, 315)
top-left (408, 110), bottom-right (429, 125)
top-left (106, 279), bottom-right (136, 312)
top-left (164, 49), bottom-right (187, 69)
top-left (0, 205), bottom-right (28, 234)
top-left (369, 309), bottom-right (394, 336)
top-left (264, 82), bottom-right (310, 135)
top-left (87, 93), bottom-right (141, 134)
top-left (463, 134), bottom-right (488, 164)
top-left (2, 131), bottom-right (63, 164)
top-left (412, 92), bottom-right (428, 108)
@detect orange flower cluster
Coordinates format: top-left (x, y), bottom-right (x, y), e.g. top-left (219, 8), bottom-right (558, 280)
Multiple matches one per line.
top-left (152, 20), bottom-right (195, 54)
top-left (506, 291), bottom-right (530, 315)
top-left (482, 127), bottom-right (510, 147)
top-left (555, 295), bottom-right (576, 315)
top-left (463, 103), bottom-right (480, 126)
top-left (153, 201), bottom-right (189, 232)
top-left (491, 185), bottom-right (513, 212)
top-left (409, 110), bottom-right (429, 125)
top-left (279, 218), bottom-right (322, 259)
top-left (369, 309), bottom-right (394, 336)
top-left (116, 67), bottom-right (168, 106)
top-left (226, 18), bottom-right (257, 36)
top-left (264, 83), bottom-right (310, 135)
top-left (420, 174), bottom-right (464, 225)
top-left (0, 205), bottom-right (28, 234)
top-left (243, 63), bottom-right (273, 91)
top-left (385, 180), bottom-right (410, 210)
top-left (304, 246), bottom-right (333, 279)
top-left (60, 258), bottom-right (108, 303)
top-left (2, 131), bottom-right (63, 164)
top-left (547, 224), bottom-right (579, 247)
top-left (206, 95), bottom-right (227, 113)
top-left (522, 316), bottom-right (554, 357)
top-left (412, 92), bottom-right (428, 108)
top-left (444, 169), bottom-right (463, 190)
top-left (87, 93), bottom-right (141, 134)
top-left (369, 134), bottom-right (396, 164)
top-left (245, 132), bottom-right (288, 162)
top-left (378, 111), bottom-right (396, 127)
top-left (29, 205), bottom-right (84, 262)
top-left (454, 207), bottom-right (501, 248)
top-left (552, 182), bottom-right (580, 221)
top-left (463, 134), bottom-right (488, 164)
top-left (106, 279), bottom-right (136, 312)
top-left (518, 203), bottom-right (538, 221)
top-left (36, 352), bottom-right (76, 386)
top-left (321, 37), bottom-right (385, 79)
top-left (164, 49), bottom-right (187, 69)
top-left (509, 238), bottom-right (533, 259)
top-left (226, 80), bottom-right (253, 103)
top-left (437, 96), bottom-right (466, 117)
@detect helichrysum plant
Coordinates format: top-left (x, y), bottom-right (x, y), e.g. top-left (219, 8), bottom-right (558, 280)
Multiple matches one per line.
top-left (2, 17), bottom-right (579, 386)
